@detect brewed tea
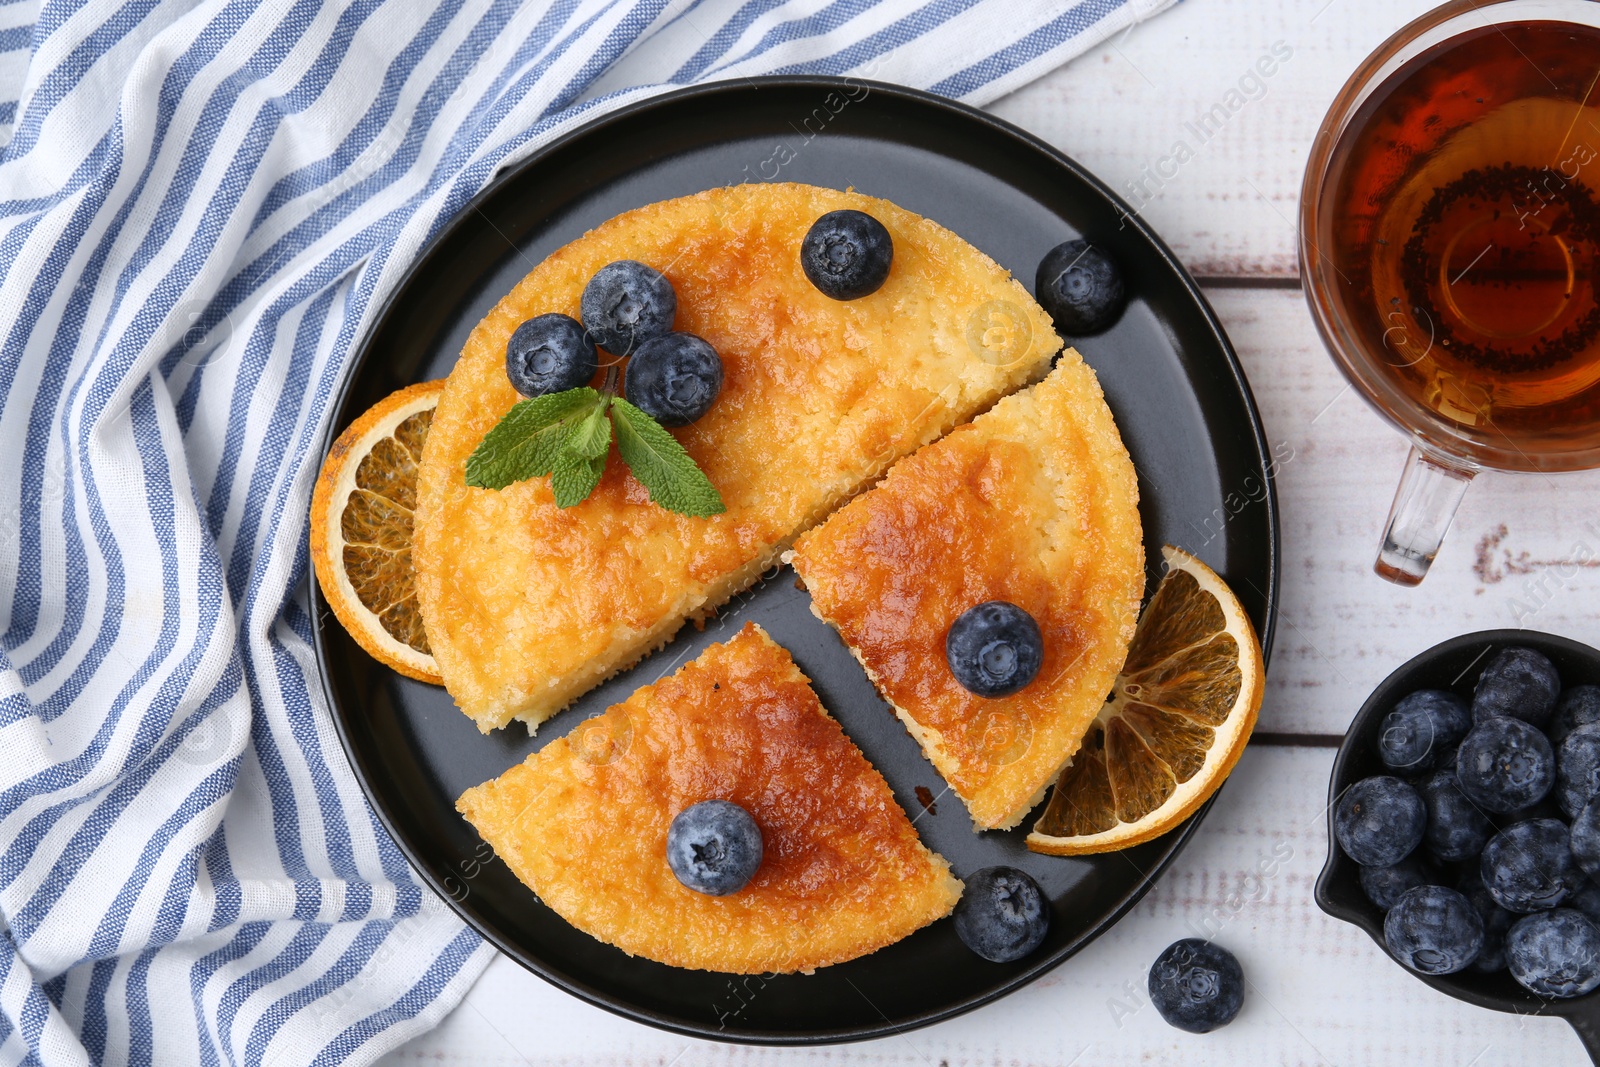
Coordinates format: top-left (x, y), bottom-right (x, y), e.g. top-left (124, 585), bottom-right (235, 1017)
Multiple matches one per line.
top-left (1324, 21), bottom-right (1600, 441)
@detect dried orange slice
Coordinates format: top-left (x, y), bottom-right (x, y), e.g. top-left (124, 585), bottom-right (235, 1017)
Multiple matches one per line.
top-left (309, 380), bottom-right (444, 684)
top-left (1027, 545), bottom-right (1264, 856)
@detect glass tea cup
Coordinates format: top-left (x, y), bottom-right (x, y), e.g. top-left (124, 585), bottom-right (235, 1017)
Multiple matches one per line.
top-left (1301, 0), bottom-right (1600, 585)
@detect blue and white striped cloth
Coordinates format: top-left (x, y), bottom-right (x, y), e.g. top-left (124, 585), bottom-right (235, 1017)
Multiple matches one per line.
top-left (0, 0), bottom-right (1175, 1063)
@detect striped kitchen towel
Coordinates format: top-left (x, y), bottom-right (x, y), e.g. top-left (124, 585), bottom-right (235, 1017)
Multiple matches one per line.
top-left (0, 0), bottom-right (1175, 1063)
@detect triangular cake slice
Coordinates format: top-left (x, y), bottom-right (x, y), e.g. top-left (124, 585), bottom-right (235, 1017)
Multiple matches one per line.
top-left (415, 183), bottom-right (1060, 732)
top-left (788, 354), bottom-right (1144, 831)
top-left (456, 622), bottom-right (963, 974)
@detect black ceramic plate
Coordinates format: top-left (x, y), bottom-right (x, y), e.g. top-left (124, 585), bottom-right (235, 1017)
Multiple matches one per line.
top-left (311, 77), bottom-right (1279, 1044)
top-left (1317, 630), bottom-right (1600, 1061)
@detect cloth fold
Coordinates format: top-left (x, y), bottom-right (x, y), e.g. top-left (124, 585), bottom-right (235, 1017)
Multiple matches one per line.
top-left (0, 0), bottom-right (1174, 1063)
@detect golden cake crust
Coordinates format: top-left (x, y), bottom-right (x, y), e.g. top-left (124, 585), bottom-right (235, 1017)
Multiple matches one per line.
top-left (414, 183), bottom-right (1060, 732)
top-left (789, 353), bottom-right (1144, 830)
top-left (456, 622), bottom-right (963, 974)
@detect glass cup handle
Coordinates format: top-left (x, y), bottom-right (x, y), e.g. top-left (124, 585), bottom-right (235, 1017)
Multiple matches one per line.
top-left (1374, 445), bottom-right (1477, 586)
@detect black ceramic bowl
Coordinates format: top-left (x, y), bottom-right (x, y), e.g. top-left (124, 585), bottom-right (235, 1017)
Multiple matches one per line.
top-left (1316, 629), bottom-right (1600, 1060)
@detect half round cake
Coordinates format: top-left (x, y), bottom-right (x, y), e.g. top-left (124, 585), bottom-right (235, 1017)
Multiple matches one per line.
top-left (415, 183), bottom-right (1061, 732)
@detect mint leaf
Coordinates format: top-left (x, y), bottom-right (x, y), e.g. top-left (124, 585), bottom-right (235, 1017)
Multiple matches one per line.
top-left (610, 398), bottom-right (726, 517)
top-left (464, 387), bottom-right (722, 517)
top-left (567, 400), bottom-right (612, 460)
top-left (465, 388), bottom-right (603, 490)
top-left (550, 450), bottom-right (606, 508)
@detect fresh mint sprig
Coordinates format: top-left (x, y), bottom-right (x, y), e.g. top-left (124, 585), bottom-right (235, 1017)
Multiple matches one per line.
top-left (463, 388), bottom-right (600, 490)
top-left (464, 378), bottom-right (725, 517)
top-left (610, 398), bottom-right (723, 517)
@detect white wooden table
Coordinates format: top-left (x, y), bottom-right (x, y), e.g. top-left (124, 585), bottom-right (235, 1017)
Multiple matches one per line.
top-left (380, 2), bottom-right (1600, 1062)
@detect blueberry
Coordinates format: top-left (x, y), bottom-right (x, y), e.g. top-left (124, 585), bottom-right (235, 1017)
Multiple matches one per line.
top-left (952, 866), bottom-right (1050, 962)
top-left (1551, 686), bottom-right (1600, 746)
top-left (1557, 724), bottom-right (1600, 819)
top-left (1458, 867), bottom-right (1515, 972)
top-left (1383, 885), bottom-right (1484, 974)
top-left (945, 602), bottom-right (1044, 698)
top-left (1570, 882), bottom-right (1600, 925)
top-left (1035, 239), bottom-right (1127, 335)
top-left (1455, 717), bottom-right (1555, 813)
top-left (580, 260), bottom-right (676, 355)
top-left (1426, 742), bottom-right (1460, 777)
top-left (666, 799), bottom-right (762, 896)
top-left (505, 313), bottom-right (598, 397)
top-left (800, 210), bottom-right (893, 300)
top-left (1493, 797), bottom-right (1564, 831)
top-left (1334, 776), bottom-right (1426, 867)
top-left (1418, 768), bottom-right (1492, 863)
top-left (1472, 646), bottom-right (1560, 727)
top-left (1147, 939), bottom-right (1245, 1033)
top-left (622, 332), bottom-right (723, 426)
top-left (1474, 908), bottom-right (1515, 973)
top-left (1506, 909), bottom-right (1600, 997)
top-left (1360, 854), bottom-right (1440, 910)
top-left (1481, 819), bottom-right (1584, 913)
top-left (1570, 799), bottom-right (1600, 880)
top-left (1377, 690), bottom-right (1471, 773)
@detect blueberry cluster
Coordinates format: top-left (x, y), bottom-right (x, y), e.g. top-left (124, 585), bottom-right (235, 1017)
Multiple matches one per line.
top-left (1335, 647), bottom-right (1600, 997)
top-left (504, 259), bottom-right (725, 425)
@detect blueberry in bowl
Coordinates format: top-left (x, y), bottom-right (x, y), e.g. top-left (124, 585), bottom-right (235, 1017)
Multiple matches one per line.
top-left (1416, 767), bottom-right (1492, 863)
top-left (1359, 853), bottom-right (1440, 910)
top-left (1479, 819), bottom-right (1584, 913)
top-left (1457, 866), bottom-right (1515, 973)
top-left (1576, 801), bottom-right (1600, 881)
top-left (1558, 726), bottom-right (1600, 820)
top-left (1553, 687), bottom-right (1600, 746)
top-left (1508, 910), bottom-right (1600, 998)
top-left (1317, 630), bottom-right (1600, 1059)
top-left (1455, 715), bottom-right (1556, 813)
top-left (1333, 775), bottom-right (1425, 866)
top-left (1377, 689), bottom-right (1470, 773)
top-left (1473, 646), bottom-right (1561, 728)
top-left (1383, 885), bottom-right (1484, 975)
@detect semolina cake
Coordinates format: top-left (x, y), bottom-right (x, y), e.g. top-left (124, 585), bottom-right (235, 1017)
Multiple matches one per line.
top-left (414, 182), bottom-right (1062, 733)
top-left (456, 622), bottom-right (963, 974)
top-left (788, 353), bottom-right (1145, 831)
